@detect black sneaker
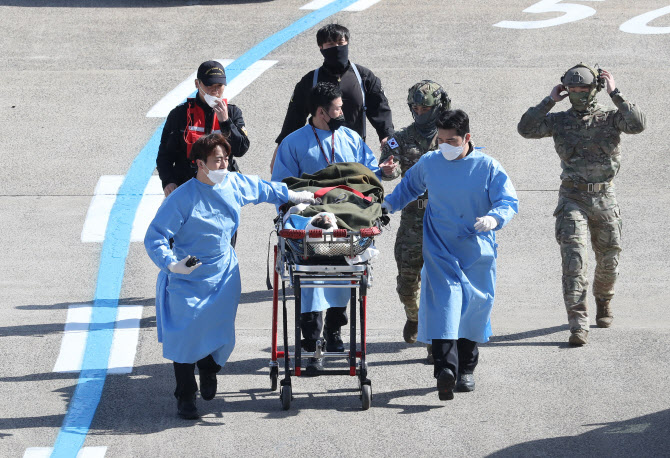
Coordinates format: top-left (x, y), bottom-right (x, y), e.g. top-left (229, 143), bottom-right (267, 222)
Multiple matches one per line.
top-left (437, 368), bottom-right (456, 401)
top-left (456, 373), bottom-right (475, 392)
top-left (324, 326), bottom-right (345, 352)
top-left (177, 394), bottom-right (199, 419)
top-left (199, 372), bottom-right (217, 401)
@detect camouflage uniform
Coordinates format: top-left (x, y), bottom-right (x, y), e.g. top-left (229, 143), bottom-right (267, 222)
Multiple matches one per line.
top-left (518, 88), bottom-right (645, 331)
top-left (380, 124), bottom-right (437, 321)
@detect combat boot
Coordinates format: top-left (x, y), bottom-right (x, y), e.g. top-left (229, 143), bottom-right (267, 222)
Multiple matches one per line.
top-left (568, 328), bottom-right (588, 346)
top-left (403, 320), bottom-right (418, 344)
top-left (596, 299), bottom-right (614, 328)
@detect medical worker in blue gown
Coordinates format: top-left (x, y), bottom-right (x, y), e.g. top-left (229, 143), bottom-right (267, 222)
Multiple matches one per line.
top-left (271, 82), bottom-right (381, 374)
top-left (382, 110), bottom-right (518, 401)
top-left (145, 134), bottom-right (315, 419)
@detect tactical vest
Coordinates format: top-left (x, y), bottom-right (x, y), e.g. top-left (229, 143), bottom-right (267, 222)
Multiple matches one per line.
top-left (183, 98), bottom-right (222, 159)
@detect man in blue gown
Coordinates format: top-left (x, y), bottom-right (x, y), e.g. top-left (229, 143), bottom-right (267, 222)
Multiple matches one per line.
top-left (271, 82), bottom-right (381, 373)
top-left (145, 134), bottom-right (314, 418)
top-left (383, 110), bottom-right (518, 400)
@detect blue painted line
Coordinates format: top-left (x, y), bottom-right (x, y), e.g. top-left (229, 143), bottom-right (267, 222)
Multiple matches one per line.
top-left (50, 1), bottom-right (362, 456)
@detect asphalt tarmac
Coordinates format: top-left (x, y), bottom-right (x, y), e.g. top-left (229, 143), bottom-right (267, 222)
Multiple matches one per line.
top-left (1, 1), bottom-right (669, 457)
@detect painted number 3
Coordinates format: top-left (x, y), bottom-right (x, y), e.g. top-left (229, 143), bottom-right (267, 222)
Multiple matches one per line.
top-left (494, 0), bottom-right (670, 35)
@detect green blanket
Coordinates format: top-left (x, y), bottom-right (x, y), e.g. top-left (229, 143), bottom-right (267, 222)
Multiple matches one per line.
top-left (282, 162), bottom-right (384, 230)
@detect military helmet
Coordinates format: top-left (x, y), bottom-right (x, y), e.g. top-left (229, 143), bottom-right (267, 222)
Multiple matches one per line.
top-left (407, 80), bottom-right (451, 110)
top-left (561, 63), bottom-right (604, 91)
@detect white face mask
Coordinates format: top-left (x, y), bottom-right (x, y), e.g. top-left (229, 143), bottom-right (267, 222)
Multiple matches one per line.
top-left (203, 164), bottom-right (228, 184)
top-left (439, 142), bottom-right (464, 161)
top-left (199, 84), bottom-right (222, 108)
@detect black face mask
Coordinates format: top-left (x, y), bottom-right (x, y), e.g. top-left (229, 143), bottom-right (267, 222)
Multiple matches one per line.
top-left (327, 113), bottom-right (346, 131)
top-left (412, 106), bottom-right (440, 138)
top-left (320, 44), bottom-right (349, 72)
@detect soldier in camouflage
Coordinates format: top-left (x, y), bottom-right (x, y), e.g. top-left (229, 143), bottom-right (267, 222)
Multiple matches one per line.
top-left (379, 80), bottom-right (451, 361)
top-left (518, 64), bottom-right (645, 346)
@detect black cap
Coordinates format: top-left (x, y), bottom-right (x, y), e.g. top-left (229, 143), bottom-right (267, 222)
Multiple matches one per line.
top-left (197, 60), bottom-right (227, 86)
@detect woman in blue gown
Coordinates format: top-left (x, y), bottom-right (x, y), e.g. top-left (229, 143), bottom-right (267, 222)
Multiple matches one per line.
top-left (145, 134), bottom-right (314, 418)
top-left (383, 110), bottom-right (518, 401)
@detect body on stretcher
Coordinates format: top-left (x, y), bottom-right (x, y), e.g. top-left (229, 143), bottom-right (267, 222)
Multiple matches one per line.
top-left (281, 211), bottom-right (380, 264)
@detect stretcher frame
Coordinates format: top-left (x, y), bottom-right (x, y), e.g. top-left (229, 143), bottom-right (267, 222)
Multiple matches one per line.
top-left (269, 213), bottom-right (381, 411)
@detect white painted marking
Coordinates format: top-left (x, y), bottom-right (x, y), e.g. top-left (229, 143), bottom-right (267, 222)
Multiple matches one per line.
top-left (146, 59), bottom-right (277, 117)
top-left (24, 447), bottom-right (107, 458)
top-left (494, 0), bottom-right (604, 30)
top-left (129, 176), bottom-right (163, 243)
top-left (301, 0), bottom-right (381, 11)
top-left (343, 0), bottom-right (382, 11)
top-left (301, 0), bottom-right (333, 9)
top-left (53, 304), bottom-right (92, 373)
top-left (107, 305), bottom-right (144, 374)
top-left (620, 6), bottom-right (670, 35)
top-left (81, 175), bottom-right (163, 243)
top-left (224, 59), bottom-right (278, 101)
top-left (53, 304), bottom-right (143, 373)
top-left (146, 59), bottom-right (231, 118)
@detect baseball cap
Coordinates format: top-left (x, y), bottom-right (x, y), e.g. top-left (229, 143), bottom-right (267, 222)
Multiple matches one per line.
top-left (197, 61), bottom-right (227, 86)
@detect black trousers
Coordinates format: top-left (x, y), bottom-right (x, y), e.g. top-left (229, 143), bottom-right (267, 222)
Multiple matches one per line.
top-left (173, 354), bottom-right (221, 399)
top-left (300, 307), bottom-right (348, 347)
top-left (432, 338), bottom-right (479, 378)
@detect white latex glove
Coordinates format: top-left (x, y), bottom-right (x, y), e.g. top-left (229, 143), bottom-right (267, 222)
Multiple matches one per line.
top-left (381, 201), bottom-right (392, 212)
top-left (288, 190), bottom-right (316, 204)
top-left (168, 255), bottom-right (202, 275)
top-left (474, 215), bottom-right (498, 232)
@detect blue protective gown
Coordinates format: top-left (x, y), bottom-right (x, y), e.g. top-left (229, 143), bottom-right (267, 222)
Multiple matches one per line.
top-left (272, 122), bottom-right (381, 313)
top-left (144, 174), bottom-right (289, 364)
top-left (385, 150), bottom-right (518, 343)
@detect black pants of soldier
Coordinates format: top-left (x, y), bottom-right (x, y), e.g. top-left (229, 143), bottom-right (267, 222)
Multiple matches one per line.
top-left (173, 354), bottom-right (221, 399)
top-left (300, 308), bottom-right (348, 347)
top-left (554, 192), bottom-right (622, 330)
top-left (431, 338), bottom-right (479, 379)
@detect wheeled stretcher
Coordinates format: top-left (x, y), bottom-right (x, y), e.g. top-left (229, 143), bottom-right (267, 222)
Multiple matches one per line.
top-left (269, 208), bottom-right (382, 411)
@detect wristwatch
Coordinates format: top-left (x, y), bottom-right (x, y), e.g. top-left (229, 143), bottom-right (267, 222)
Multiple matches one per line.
top-left (609, 88), bottom-right (620, 98)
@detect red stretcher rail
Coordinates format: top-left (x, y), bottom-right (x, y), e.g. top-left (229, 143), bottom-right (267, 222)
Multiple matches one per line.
top-left (278, 226), bottom-right (380, 240)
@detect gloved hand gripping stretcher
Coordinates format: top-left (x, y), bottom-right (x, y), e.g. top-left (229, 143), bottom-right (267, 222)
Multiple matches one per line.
top-left (269, 163), bottom-right (387, 410)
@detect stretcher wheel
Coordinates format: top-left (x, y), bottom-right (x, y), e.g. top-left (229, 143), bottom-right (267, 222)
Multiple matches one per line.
top-left (270, 366), bottom-right (278, 391)
top-left (361, 384), bottom-right (372, 411)
top-left (280, 385), bottom-right (292, 410)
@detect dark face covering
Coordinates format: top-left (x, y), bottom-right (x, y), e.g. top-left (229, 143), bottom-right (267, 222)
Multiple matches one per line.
top-left (320, 44), bottom-right (349, 73)
top-left (412, 106), bottom-right (440, 138)
top-left (327, 113), bottom-right (346, 131)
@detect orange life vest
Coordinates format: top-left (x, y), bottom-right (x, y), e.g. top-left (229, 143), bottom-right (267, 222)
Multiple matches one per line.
top-left (183, 98), bottom-right (222, 159)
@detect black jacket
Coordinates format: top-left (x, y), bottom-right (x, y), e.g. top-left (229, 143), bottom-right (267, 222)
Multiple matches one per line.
top-left (275, 62), bottom-right (394, 145)
top-left (156, 96), bottom-right (249, 189)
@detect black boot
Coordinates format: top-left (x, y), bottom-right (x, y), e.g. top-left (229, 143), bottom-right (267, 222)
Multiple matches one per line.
top-left (177, 394), bottom-right (199, 419)
top-left (324, 326), bottom-right (344, 352)
top-left (437, 368), bottom-right (455, 401)
top-left (199, 372), bottom-right (217, 401)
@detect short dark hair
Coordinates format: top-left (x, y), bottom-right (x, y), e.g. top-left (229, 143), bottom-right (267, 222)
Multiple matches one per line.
top-left (316, 23), bottom-right (350, 46)
top-left (309, 82), bottom-right (343, 116)
top-left (190, 133), bottom-right (231, 163)
top-left (436, 109), bottom-right (470, 138)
